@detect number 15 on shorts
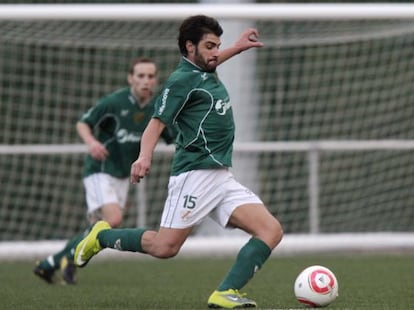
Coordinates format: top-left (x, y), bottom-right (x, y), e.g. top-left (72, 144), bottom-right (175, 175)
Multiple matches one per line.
top-left (183, 195), bottom-right (197, 209)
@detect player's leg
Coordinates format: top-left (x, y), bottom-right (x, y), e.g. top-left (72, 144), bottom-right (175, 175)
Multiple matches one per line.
top-left (61, 175), bottom-right (126, 278)
top-left (217, 203), bottom-right (283, 290)
top-left (58, 233), bottom-right (84, 284)
top-left (33, 258), bottom-right (56, 284)
top-left (75, 223), bottom-right (193, 267)
top-left (99, 203), bottom-right (123, 228)
top-left (33, 231), bottom-right (86, 284)
top-left (98, 226), bottom-right (193, 259)
top-left (33, 174), bottom-right (128, 284)
top-left (50, 204), bottom-right (122, 283)
top-left (73, 173), bottom-right (130, 267)
top-left (55, 204), bottom-right (122, 282)
top-left (208, 203), bottom-right (282, 308)
top-left (140, 227), bottom-right (193, 258)
top-left (207, 172), bottom-right (283, 308)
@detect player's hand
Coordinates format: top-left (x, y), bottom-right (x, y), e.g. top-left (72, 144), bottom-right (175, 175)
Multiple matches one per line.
top-left (88, 140), bottom-right (108, 161)
top-left (130, 156), bottom-right (151, 184)
top-left (235, 28), bottom-right (264, 52)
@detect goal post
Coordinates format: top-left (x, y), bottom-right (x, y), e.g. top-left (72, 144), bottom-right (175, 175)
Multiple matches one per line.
top-left (2, 3), bottom-right (414, 20)
top-left (1, 3), bottom-right (414, 259)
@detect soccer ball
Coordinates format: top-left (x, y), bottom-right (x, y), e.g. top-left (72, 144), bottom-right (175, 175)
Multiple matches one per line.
top-left (294, 265), bottom-right (339, 307)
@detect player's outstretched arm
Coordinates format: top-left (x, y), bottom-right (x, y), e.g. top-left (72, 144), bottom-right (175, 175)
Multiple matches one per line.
top-left (130, 118), bottom-right (166, 184)
top-left (218, 28), bottom-right (264, 65)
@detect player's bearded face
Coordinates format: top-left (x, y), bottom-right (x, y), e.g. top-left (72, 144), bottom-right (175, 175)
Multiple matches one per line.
top-left (194, 48), bottom-right (216, 72)
top-left (193, 35), bottom-right (220, 73)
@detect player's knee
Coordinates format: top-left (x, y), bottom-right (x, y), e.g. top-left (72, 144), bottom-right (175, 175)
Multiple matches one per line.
top-left (261, 218), bottom-right (283, 250)
top-left (271, 219), bottom-right (284, 248)
top-left (99, 204), bottom-right (124, 227)
top-left (104, 213), bottom-right (123, 228)
top-left (152, 244), bottom-right (181, 259)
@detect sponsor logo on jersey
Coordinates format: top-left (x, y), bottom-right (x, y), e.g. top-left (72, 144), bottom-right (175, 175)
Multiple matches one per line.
top-left (158, 88), bottom-right (169, 114)
top-left (116, 128), bottom-right (141, 143)
top-left (215, 99), bottom-right (231, 115)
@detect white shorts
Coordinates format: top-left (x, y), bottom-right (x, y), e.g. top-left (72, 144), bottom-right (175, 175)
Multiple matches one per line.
top-left (160, 169), bottom-right (263, 229)
top-left (83, 173), bottom-right (129, 214)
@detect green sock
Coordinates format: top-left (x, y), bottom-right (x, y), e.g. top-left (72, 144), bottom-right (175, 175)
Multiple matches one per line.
top-left (217, 238), bottom-right (271, 291)
top-left (44, 228), bottom-right (91, 270)
top-left (54, 232), bottom-right (86, 263)
top-left (98, 228), bottom-right (147, 253)
top-left (38, 257), bottom-right (55, 271)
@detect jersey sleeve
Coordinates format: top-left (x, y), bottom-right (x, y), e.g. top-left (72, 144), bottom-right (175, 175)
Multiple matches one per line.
top-left (79, 99), bottom-right (118, 135)
top-left (160, 125), bottom-right (177, 145)
top-left (79, 99), bottom-right (106, 127)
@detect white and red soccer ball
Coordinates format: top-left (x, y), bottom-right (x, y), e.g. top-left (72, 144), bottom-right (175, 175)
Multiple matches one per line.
top-left (294, 265), bottom-right (339, 307)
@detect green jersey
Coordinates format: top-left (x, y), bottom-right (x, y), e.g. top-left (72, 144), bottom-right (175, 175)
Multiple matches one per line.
top-left (80, 87), bottom-right (174, 178)
top-left (154, 57), bottom-right (234, 176)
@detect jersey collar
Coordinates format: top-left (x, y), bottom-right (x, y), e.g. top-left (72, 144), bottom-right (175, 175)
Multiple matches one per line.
top-left (129, 88), bottom-right (150, 109)
top-left (182, 56), bottom-right (203, 71)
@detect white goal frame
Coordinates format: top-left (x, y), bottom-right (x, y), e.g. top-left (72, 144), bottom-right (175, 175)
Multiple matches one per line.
top-left (2, 3), bottom-right (414, 21)
top-left (1, 3), bottom-right (414, 259)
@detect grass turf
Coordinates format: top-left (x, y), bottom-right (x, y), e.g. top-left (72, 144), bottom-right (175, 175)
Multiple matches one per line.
top-left (1, 254), bottom-right (413, 309)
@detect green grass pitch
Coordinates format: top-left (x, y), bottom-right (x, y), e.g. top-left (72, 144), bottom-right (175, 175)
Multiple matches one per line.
top-left (1, 254), bottom-right (413, 309)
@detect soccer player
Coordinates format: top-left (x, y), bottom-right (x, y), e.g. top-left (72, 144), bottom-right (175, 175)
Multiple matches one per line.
top-left (75, 14), bottom-right (283, 309)
top-left (33, 28), bottom-right (264, 286)
top-left (33, 57), bottom-right (175, 285)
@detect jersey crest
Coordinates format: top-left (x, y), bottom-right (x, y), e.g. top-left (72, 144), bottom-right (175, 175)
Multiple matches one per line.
top-left (134, 112), bottom-right (146, 122)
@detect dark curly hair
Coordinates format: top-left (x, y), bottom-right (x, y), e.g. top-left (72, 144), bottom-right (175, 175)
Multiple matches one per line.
top-left (177, 15), bottom-right (223, 56)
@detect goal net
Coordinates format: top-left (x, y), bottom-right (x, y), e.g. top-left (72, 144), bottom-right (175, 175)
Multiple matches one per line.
top-left (1, 4), bottom-right (414, 259)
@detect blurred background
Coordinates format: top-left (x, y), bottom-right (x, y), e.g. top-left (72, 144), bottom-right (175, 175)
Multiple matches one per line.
top-left (0, 1), bottom-right (413, 254)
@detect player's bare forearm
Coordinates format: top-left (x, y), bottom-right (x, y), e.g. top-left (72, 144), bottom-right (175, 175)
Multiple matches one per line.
top-left (218, 28), bottom-right (264, 65)
top-left (130, 118), bottom-right (166, 183)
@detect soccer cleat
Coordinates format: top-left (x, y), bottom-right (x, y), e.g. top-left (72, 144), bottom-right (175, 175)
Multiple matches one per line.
top-left (33, 261), bottom-right (55, 284)
top-left (74, 220), bottom-right (111, 268)
top-left (60, 256), bottom-right (77, 285)
top-left (207, 289), bottom-right (257, 309)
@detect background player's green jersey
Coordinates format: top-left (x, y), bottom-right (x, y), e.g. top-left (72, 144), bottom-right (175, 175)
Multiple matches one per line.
top-left (154, 58), bottom-right (234, 176)
top-left (80, 87), bottom-right (175, 178)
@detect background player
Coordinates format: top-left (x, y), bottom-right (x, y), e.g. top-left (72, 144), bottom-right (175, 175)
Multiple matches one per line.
top-left (33, 57), bottom-right (175, 284)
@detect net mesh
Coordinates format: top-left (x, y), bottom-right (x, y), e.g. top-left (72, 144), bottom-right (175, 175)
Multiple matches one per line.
top-left (1, 18), bottom-right (414, 241)
top-left (255, 19), bottom-right (414, 233)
